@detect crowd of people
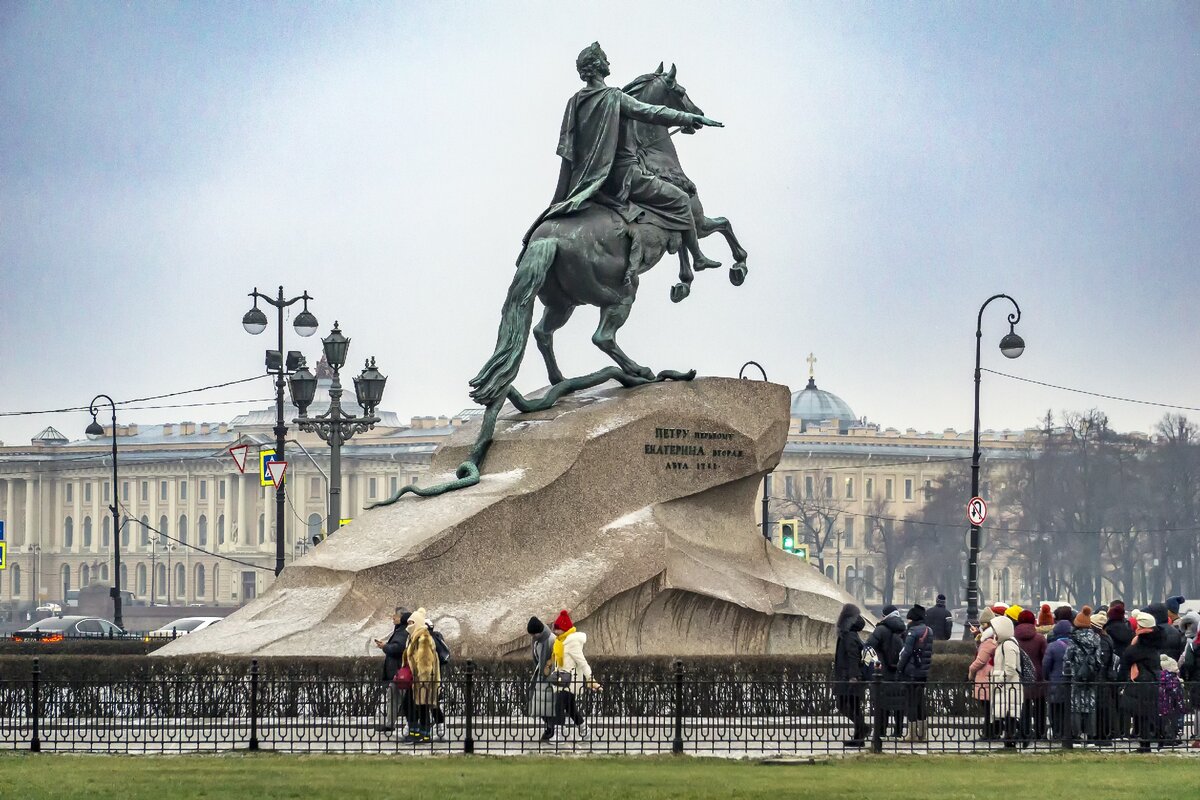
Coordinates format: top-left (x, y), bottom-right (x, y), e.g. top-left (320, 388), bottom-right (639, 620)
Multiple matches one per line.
top-left (833, 594), bottom-right (1200, 751)
top-left (375, 605), bottom-right (600, 744)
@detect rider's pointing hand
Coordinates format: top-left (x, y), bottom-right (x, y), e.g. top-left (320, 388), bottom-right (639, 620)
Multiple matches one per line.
top-left (690, 115), bottom-right (723, 128)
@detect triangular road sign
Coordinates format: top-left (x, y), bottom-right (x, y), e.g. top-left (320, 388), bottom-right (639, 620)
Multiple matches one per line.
top-left (229, 444), bottom-right (249, 474)
top-left (267, 460), bottom-right (288, 489)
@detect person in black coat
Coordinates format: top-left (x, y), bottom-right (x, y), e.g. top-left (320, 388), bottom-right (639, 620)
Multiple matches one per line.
top-left (374, 606), bottom-right (411, 732)
top-left (833, 603), bottom-right (870, 747)
top-left (896, 604), bottom-right (935, 742)
top-left (866, 605), bottom-right (908, 737)
top-left (1146, 602), bottom-right (1186, 662)
top-left (925, 594), bottom-right (954, 641)
top-left (1119, 613), bottom-right (1163, 752)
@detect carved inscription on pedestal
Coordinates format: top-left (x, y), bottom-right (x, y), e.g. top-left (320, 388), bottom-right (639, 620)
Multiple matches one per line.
top-left (643, 427), bottom-right (746, 471)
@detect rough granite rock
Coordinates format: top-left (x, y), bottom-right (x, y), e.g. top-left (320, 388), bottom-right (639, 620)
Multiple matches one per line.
top-left (156, 377), bottom-right (859, 659)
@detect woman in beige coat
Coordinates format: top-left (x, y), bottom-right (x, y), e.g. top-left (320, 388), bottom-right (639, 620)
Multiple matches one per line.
top-left (402, 607), bottom-right (441, 744)
top-left (988, 615), bottom-right (1024, 749)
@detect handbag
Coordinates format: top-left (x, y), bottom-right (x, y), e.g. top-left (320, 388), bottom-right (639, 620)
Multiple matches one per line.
top-left (527, 681), bottom-right (557, 718)
top-left (392, 665), bottom-right (413, 690)
top-left (549, 669), bottom-right (573, 688)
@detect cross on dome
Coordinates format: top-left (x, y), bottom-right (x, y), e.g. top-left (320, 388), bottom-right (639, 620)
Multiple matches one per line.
top-left (806, 352), bottom-right (817, 379)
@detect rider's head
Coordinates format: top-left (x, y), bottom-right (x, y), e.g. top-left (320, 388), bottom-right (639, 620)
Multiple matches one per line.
top-left (576, 42), bottom-right (610, 82)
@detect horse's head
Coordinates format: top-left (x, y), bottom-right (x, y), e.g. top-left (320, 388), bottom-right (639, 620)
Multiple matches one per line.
top-left (623, 62), bottom-right (704, 117)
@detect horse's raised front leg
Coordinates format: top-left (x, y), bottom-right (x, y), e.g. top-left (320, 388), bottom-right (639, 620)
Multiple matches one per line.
top-left (533, 302), bottom-right (575, 386)
top-left (698, 215), bottom-right (749, 286)
top-left (593, 301), bottom-right (654, 381)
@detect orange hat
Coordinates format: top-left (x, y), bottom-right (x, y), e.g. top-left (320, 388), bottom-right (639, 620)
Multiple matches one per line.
top-left (1073, 605), bottom-right (1093, 629)
top-left (553, 609), bottom-right (574, 632)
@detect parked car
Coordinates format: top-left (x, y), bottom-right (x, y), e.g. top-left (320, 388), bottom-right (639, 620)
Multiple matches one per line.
top-left (146, 616), bottom-right (222, 639)
top-left (12, 616), bottom-right (128, 642)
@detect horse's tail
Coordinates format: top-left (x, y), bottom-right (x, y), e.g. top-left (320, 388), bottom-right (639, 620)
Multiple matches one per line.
top-left (468, 238), bottom-right (557, 406)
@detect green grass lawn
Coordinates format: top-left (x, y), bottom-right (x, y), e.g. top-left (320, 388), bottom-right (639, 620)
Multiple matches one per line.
top-left (0, 753), bottom-right (1194, 800)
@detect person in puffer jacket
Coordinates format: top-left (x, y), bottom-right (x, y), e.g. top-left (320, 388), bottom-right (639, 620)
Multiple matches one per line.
top-left (896, 604), bottom-right (934, 742)
top-left (1014, 608), bottom-right (1048, 740)
top-left (1147, 602), bottom-right (1186, 662)
top-left (832, 603), bottom-right (870, 747)
top-left (547, 609), bottom-right (601, 742)
top-left (1042, 618), bottom-right (1074, 739)
top-left (866, 604), bottom-right (908, 737)
top-left (967, 609), bottom-right (997, 740)
top-left (988, 615), bottom-right (1024, 749)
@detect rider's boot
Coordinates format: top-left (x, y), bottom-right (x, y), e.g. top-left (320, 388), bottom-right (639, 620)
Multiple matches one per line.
top-left (684, 229), bottom-right (721, 271)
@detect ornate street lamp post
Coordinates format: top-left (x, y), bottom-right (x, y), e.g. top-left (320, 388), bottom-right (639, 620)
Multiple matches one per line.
top-left (86, 395), bottom-right (123, 629)
top-left (289, 322), bottom-right (387, 540)
top-left (965, 294), bottom-right (1025, 639)
top-left (738, 361), bottom-right (771, 542)
top-left (242, 286), bottom-right (318, 577)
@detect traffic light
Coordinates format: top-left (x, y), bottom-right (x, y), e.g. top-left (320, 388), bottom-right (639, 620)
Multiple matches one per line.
top-left (779, 519), bottom-right (798, 552)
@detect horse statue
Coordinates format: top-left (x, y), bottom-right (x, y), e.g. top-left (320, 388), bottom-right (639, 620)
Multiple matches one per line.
top-left (374, 53), bottom-right (749, 504)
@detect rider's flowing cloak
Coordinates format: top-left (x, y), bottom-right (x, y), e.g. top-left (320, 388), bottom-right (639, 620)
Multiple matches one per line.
top-left (519, 87), bottom-right (632, 256)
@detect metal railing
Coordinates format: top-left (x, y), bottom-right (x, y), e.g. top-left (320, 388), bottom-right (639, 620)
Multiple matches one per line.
top-left (0, 660), bottom-right (1194, 754)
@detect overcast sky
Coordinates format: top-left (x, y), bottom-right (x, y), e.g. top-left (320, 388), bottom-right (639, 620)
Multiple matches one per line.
top-left (2, 3), bottom-right (1197, 446)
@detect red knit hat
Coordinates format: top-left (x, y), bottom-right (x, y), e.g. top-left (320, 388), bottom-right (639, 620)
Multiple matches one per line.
top-left (553, 609), bottom-right (574, 632)
top-left (1037, 604), bottom-right (1054, 627)
top-left (1017, 609), bottom-right (1036, 625)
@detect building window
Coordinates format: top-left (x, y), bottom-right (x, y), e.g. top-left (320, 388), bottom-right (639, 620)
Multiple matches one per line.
top-left (390, 476), bottom-right (398, 495)
top-left (199, 480), bottom-right (207, 501)
top-left (64, 517), bottom-right (74, 549)
top-left (159, 515), bottom-right (169, 540)
top-left (11, 565), bottom-right (20, 597)
top-left (865, 478), bottom-right (874, 500)
top-left (136, 564), bottom-right (147, 596)
top-left (84, 483), bottom-right (92, 503)
top-left (219, 480), bottom-right (226, 501)
top-left (80, 563), bottom-right (90, 588)
top-left (180, 481), bottom-right (187, 501)
top-left (160, 481), bottom-right (168, 501)
top-left (258, 514), bottom-right (265, 545)
top-left (885, 478), bottom-right (894, 501)
top-left (864, 565), bottom-right (876, 599)
top-left (904, 478), bottom-right (913, 501)
top-left (804, 476), bottom-right (814, 499)
top-left (218, 515), bottom-right (225, 545)
top-left (198, 515), bottom-right (208, 547)
top-left (140, 482), bottom-right (148, 502)
top-left (83, 517), bottom-right (93, 548)
top-left (844, 517), bottom-right (855, 548)
top-left (307, 513), bottom-right (322, 542)
top-left (923, 480), bottom-right (932, 501)
top-left (824, 476), bottom-right (833, 498)
top-left (66, 484), bottom-right (73, 503)
top-left (175, 563), bottom-right (185, 598)
top-left (122, 482), bottom-right (130, 502)
top-left (104, 482), bottom-right (110, 502)
top-left (102, 516), bottom-right (111, 548)
top-left (122, 518), bottom-right (131, 549)
top-left (195, 564), bottom-right (206, 598)
top-left (178, 515), bottom-right (188, 545)
top-left (784, 476), bottom-right (794, 498)
top-left (140, 516), bottom-right (150, 547)
top-left (845, 478), bottom-right (854, 499)
top-left (61, 564), bottom-right (71, 599)
top-left (369, 477), bottom-right (377, 499)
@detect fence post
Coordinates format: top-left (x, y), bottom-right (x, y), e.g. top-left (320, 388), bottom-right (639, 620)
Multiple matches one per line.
top-left (871, 669), bottom-right (884, 754)
top-left (249, 659), bottom-right (260, 751)
top-left (30, 657), bottom-right (41, 753)
top-left (463, 659), bottom-right (475, 754)
top-left (672, 660), bottom-right (684, 755)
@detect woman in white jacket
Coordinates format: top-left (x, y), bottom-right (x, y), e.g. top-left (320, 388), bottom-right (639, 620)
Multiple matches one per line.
top-left (988, 615), bottom-right (1024, 749)
top-left (547, 609), bottom-right (602, 741)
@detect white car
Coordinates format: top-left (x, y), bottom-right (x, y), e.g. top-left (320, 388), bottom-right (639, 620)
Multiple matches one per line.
top-left (147, 616), bottom-right (222, 639)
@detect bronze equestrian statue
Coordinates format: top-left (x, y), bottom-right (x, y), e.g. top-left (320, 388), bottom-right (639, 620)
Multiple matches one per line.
top-left (374, 43), bottom-right (750, 504)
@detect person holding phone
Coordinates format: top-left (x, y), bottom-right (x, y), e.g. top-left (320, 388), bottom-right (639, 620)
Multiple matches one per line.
top-left (374, 606), bottom-right (410, 732)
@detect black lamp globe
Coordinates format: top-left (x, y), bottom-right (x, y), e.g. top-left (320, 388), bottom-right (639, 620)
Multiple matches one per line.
top-left (242, 305), bottom-right (268, 335)
top-left (999, 327), bottom-right (1025, 359)
top-left (85, 417), bottom-right (105, 439)
top-left (353, 357), bottom-right (387, 414)
top-left (288, 361), bottom-right (318, 415)
top-left (321, 322), bottom-right (351, 370)
top-left (293, 307), bottom-right (319, 338)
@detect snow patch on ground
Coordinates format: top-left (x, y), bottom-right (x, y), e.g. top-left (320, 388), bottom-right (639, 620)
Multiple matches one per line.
top-left (605, 506), bottom-right (654, 530)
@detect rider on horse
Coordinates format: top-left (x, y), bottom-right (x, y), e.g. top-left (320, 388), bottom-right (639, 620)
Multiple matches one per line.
top-left (523, 42), bottom-right (724, 273)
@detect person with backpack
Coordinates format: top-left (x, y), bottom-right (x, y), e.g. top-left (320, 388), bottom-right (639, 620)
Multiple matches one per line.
top-left (1042, 618), bottom-right (1073, 740)
top-left (1014, 608), bottom-right (1048, 741)
top-left (1088, 610), bottom-right (1118, 744)
top-left (1064, 605), bottom-right (1103, 742)
top-left (832, 603), bottom-right (870, 747)
top-left (423, 616), bottom-right (452, 740)
top-left (401, 607), bottom-right (441, 744)
top-left (1177, 618), bottom-right (1200, 747)
top-left (548, 609), bottom-right (601, 742)
top-left (967, 609), bottom-right (998, 741)
top-left (865, 604), bottom-right (907, 737)
top-left (1158, 654), bottom-right (1187, 748)
top-left (896, 604), bottom-right (934, 743)
top-left (988, 615), bottom-right (1024, 748)
top-left (1120, 612), bottom-right (1163, 752)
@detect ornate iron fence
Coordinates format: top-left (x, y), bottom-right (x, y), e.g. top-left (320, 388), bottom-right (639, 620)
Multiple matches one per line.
top-left (0, 659), bottom-right (1194, 754)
